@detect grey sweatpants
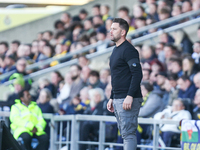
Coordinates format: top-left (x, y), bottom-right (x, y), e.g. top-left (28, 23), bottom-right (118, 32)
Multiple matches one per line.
top-left (113, 98), bottom-right (143, 150)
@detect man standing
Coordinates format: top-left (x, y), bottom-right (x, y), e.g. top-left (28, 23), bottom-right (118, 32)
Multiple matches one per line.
top-left (107, 18), bottom-right (143, 150)
top-left (9, 89), bottom-right (49, 150)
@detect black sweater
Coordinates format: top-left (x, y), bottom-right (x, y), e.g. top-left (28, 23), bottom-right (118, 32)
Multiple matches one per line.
top-left (110, 40), bottom-right (142, 99)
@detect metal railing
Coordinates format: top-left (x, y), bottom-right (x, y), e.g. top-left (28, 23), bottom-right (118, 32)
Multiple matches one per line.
top-left (2, 16), bottom-right (200, 86)
top-left (0, 9), bottom-right (200, 81)
top-left (0, 111), bottom-right (182, 150)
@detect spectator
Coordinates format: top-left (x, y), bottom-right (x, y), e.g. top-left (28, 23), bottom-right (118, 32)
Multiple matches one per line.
top-left (9, 89), bottom-right (49, 150)
top-left (92, 4), bottom-right (101, 17)
top-left (60, 12), bottom-right (72, 29)
top-left (193, 72), bottom-right (200, 89)
top-left (147, 3), bottom-right (159, 21)
top-left (158, 7), bottom-right (171, 28)
top-left (193, 89), bottom-right (200, 120)
top-left (177, 75), bottom-right (197, 100)
top-left (182, 1), bottom-right (192, 13)
top-left (100, 5), bottom-right (110, 22)
top-left (50, 71), bottom-right (64, 97)
top-left (159, 32), bottom-right (174, 44)
top-left (0, 41), bottom-right (9, 56)
top-left (166, 74), bottom-right (179, 106)
top-left (78, 55), bottom-right (90, 68)
top-left (87, 70), bottom-right (105, 89)
top-left (80, 88), bottom-right (111, 150)
top-left (167, 57), bottom-right (183, 77)
top-left (191, 41), bottom-right (200, 64)
top-left (155, 42), bottom-right (165, 63)
top-left (31, 40), bottom-right (39, 61)
top-left (172, 29), bottom-right (193, 54)
top-left (117, 6), bottom-right (130, 20)
top-left (67, 64), bottom-right (85, 102)
top-left (54, 20), bottom-right (65, 31)
top-left (131, 4), bottom-right (146, 28)
top-left (57, 73), bottom-right (72, 104)
top-left (164, 45), bottom-right (179, 64)
top-left (92, 15), bottom-right (104, 27)
top-left (142, 68), bottom-right (151, 81)
top-left (150, 59), bottom-right (165, 73)
top-left (154, 99), bottom-right (191, 147)
top-left (6, 40), bottom-right (20, 59)
top-left (141, 45), bottom-right (156, 63)
top-left (171, 3), bottom-right (182, 17)
top-left (182, 55), bottom-right (199, 81)
top-left (83, 18), bottom-right (94, 35)
top-left (81, 66), bottom-right (91, 83)
top-left (79, 87), bottom-right (90, 107)
top-left (96, 26), bottom-right (109, 52)
top-left (3, 55), bottom-right (16, 73)
top-left (99, 68), bottom-right (110, 88)
top-left (73, 9), bottom-right (88, 22)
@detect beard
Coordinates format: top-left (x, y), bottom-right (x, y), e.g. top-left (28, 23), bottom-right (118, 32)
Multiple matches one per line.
top-left (71, 75), bottom-right (79, 81)
top-left (111, 34), bottom-right (121, 43)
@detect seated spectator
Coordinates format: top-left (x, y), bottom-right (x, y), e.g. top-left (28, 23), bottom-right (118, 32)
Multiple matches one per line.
top-left (177, 75), bottom-right (197, 100)
top-left (182, 1), bottom-right (192, 13)
top-left (158, 7), bottom-right (171, 29)
top-left (150, 59), bottom-right (165, 73)
top-left (73, 9), bottom-right (88, 22)
top-left (141, 45), bottom-right (156, 63)
top-left (60, 12), bottom-right (72, 29)
top-left (0, 41), bottom-right (9, 56)
top-left (57, 73), bottom-right (72, 104)
top-left (147, 3), bottom-right (159, 22)
top-left (182, 55), bottom-right (199, 81)
top-left (50, 71), bottom-right (64, 97)
top-left (99, 68), bottom-right (110, 88)
top-left (9, 89), bottom-right (49, 150)
top-left (100, 5), bottom-right (110, 22)
top-left (6, 40), bottom-right (20, 60)
top-left (79, 87), bottom-right (90, 107)
top-left (3, 55), bottom-right (16, 73)
top-left (159, 32), bottom-right (174, 44)
top-left (154, 99), bottom-right (191, 147)
top-left (193, 89), bottom-right (200, 120)
top-left (191, 41), bottom-right (200, 64)
top-left (155, 42), bottom-right (165, 63)
top-left (193, 72), bottom-right (200, 89)
top-left (167, 57), bottom-right (183, 77)
top-left (87, 70), bottom-right (105, 89)
top-left (81, 66), bottom-right (91, 83)
top-left (137, 81), bottom-right (165, 145)
top-left (79, 88), bottom-right (111, 150)
top-left (173, 29), bottom-right (193, 54)
top-left (59, 95), bottom-right (86, 115)
top-left (91, 4), bottom-right (101, 17)
top-left (142, 68), bottom-right (151, 81)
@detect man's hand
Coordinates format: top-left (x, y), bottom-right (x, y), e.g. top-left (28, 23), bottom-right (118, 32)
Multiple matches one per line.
top-left (107, 99), bottom-right (114, 112)
top-left (123, 96), bottom-right (133, 110)
top-left (31, 127), bottom-right (37, 134)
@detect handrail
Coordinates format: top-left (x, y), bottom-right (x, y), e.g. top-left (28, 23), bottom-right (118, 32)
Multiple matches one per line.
top-left (0, 9), bottom-right (199, 81)
top-left (1, 16), bottom-right (200, 86)
top-left (0, 111), bottom-right (182, 150)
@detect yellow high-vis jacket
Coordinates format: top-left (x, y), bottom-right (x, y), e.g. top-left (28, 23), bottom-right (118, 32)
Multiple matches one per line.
top-left (10, 99), bottom-right (46, 139)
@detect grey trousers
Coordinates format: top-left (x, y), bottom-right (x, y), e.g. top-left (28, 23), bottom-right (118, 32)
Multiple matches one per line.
top-left (113, 98), bottom-right (143, 150)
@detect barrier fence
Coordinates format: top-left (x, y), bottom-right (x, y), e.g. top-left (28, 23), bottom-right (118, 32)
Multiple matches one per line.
top-left (0, 111), bottom-right (182, 150)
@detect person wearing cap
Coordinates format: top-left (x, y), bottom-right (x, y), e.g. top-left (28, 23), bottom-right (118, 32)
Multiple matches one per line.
top-left (9, 89), bottom-right (49, 150)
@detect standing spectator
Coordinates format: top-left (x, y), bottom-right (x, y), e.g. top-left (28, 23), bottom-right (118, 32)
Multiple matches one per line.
top-left (10, 89), bottom-right (49, 150)
top-left (60, 12), bottom-right (72, 29)
top-left (177, 75), bottom-right (197, 100)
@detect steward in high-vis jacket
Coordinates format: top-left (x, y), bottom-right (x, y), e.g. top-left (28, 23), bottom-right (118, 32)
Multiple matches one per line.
top-left (10, 89), bottom-right (49, 150)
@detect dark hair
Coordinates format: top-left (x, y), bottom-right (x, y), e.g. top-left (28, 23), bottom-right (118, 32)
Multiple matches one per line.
top-left (12, 40), bottom-right (21, 46)
top-left (71, 64), bottom-right (82, 71)
top-left (118, 6), bottom-right (129, 14)
top-left (159, 7), bottom-right (170, 14)
top-left (55, 31), bottom-right (65, 39)
top-left (167, 73), bottom-right (178, 81)
top-left (169, 57), bottom-right (182, 67)
top-left (164, 44), bottom-right (177, 51)
top-left (63, 12), bottom-right (71, 18)
top-left (141, 81), bottom-right (154, 92)
top-left (80, 9), bottom-right (88, 15)
top-left (18, 89), bottom-right (29, 99)
top-left (93, 4), bottom-right (101, 9)
top-left (89, 70), bottom-right (100, 78)
top-left (112, 18), bottom-right (129, 36)
top-left (44, 30), bottom-right (53, 36)
top-left (0, 41), bottom-right (9, 48)
top-left (179, 75), bottom-right (190, 81)
top-left (53, 71), bottom-right (64, 81)
top-left (54, 20), bottom-right (65, 29)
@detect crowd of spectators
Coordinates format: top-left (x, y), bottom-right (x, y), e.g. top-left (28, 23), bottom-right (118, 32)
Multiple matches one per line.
top-left (1, 0), bottom-right (200, 149)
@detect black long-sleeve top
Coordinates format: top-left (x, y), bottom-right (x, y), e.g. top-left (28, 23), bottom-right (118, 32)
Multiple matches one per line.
top-left (110, 40), bottom-right (143, 99)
